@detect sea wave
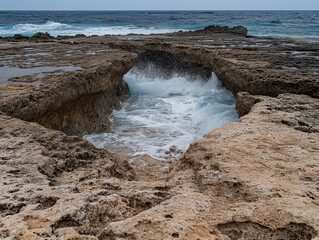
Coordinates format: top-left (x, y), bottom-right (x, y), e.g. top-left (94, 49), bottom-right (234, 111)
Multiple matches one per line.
top-left (0, 21), bottom-right (180, 37)
top-left (0, 21), bottom-right (70, 35)
top-left (62, 25), bottom-right (179, 36)
top-left (85, 71), bottom-right (238, 160)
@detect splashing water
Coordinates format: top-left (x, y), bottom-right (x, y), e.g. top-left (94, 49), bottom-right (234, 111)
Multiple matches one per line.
top-left (84, 71), bottom-right (238, 160)
top-left (0, 21), bottom-right (179, 37)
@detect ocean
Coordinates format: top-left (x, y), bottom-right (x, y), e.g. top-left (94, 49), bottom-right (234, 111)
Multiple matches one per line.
top-left (0, 10), bottom-right (318, 38)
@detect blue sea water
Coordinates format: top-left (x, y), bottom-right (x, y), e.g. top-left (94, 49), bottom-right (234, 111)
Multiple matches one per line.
top-left (0, 11), bottom-right (318, 38)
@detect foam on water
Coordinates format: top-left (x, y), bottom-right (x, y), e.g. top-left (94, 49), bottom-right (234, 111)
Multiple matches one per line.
top-left (0, 21), bottom-right (69, 35)
top-left (84, 71), bottom-right (238, 161)
top-left (0, 21), bottom-right (179, 37)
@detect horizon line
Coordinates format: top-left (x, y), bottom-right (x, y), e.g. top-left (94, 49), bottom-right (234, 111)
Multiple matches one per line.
top-left (1, 9), bottom-right (319, 11)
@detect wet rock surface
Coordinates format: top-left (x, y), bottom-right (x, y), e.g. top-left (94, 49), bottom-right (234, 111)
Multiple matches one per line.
top-left (0, 28), bottom-right (319, 239)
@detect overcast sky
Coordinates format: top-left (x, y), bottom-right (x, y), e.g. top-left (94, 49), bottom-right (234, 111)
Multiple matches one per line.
top-left (1, 0), bottom-right (319, 10)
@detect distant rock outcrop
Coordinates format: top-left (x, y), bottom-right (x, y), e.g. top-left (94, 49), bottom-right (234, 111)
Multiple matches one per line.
top-left (1, 32), bottom-right (54, 42)
top-left (202, 25), bottom-right (248, 36)
top-left (31, 32), bottom-right (54, 40)
top-left (170, 24), bottom-right (248, 36)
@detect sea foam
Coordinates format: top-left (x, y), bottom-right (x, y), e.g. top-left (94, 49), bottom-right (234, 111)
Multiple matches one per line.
top-left (84, 71), bottom-right (238, 161)
top-left (0, 21), bottom-right (178, 37)
top-left (0, 21), bottom-right (70, 35)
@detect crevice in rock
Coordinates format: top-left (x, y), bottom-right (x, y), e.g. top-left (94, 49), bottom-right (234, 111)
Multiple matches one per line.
top-left (129, 50), bottom-right (253, 120)
top-left (236, 92), bottom-right (263, 117)
top-left (98, 228), bottom-right (137, 240)
top-left (52, 215), bottom-right (81, 231)
top-left (172, 232), bottom-right (180, 238)
top-left (124, 190), bottom-right (172, 215)
top-left (35, 196), bottom-right (59, 210)
top-left (217, 221), bottom-right (318, 240)
top-left (0, 202), bottom-right (25, 217)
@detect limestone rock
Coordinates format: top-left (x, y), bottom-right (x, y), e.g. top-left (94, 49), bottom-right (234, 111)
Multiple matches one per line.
top-left (0, 27), bottom-right (318, 239)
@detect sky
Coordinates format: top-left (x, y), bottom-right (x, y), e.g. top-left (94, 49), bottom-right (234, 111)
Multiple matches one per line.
top-left (1, 0), bottom-right (319, 10)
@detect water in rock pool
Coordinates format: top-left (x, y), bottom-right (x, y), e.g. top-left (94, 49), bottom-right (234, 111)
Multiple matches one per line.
top-left (84, 71), bottom-right (238, 161)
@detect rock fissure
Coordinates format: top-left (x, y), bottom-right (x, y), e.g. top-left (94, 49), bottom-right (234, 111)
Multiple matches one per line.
top-left (217, 221), bottom-right (318, 240)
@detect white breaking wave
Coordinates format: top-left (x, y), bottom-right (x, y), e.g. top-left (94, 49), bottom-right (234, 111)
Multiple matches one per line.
top-left (84, 71), bottom-right (238, 161)
top-left (0, 21), bottom-right (179, 36)
top-left (0, 21), bottom-right (70, 35)
top-left (61, 25), bottom-right (178, 36)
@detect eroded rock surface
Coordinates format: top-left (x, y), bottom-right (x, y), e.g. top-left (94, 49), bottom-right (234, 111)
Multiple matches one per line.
top-left (0, 28), bottom-right (319, 239)
top-left (0, 45), bottom-right (137, 135)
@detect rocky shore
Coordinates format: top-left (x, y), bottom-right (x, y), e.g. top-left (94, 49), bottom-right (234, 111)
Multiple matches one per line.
top-left (0, 26), bottom-right (319, 239)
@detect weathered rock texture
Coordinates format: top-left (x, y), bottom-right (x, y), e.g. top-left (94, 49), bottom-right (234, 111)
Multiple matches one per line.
top-left (0, 45), bottom-right (137, 135)
top-left (0, 28), bottom-right (319, 239)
